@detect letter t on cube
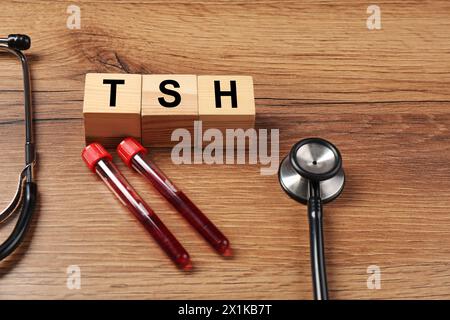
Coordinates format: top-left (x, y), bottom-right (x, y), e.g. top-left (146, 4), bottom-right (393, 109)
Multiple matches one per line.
top-left (83, 73), bottom-right (142, 146)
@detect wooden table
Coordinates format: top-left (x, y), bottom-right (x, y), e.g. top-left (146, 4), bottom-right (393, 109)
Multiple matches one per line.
top-left (1, 0), bottom-right (450, 299)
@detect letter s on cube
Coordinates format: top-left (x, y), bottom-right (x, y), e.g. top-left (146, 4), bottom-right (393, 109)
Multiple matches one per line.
top-left (141, 75), bottom-right (198, 147)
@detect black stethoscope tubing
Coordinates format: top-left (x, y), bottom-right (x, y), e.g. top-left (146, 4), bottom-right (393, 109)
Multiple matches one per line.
top-left (308, 181), bottom-right (328, 300)
top-left (0, 35), bottom-right (37, 261)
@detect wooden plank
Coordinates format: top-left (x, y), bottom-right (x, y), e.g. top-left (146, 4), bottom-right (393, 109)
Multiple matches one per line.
top-left (0, 1), bottom-right (450, 299)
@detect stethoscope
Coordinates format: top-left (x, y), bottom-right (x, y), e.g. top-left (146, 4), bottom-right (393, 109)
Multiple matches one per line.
top-left (278, 138), bottom-right (345, 300)
top-left (0, 34), bottom-right (37, 261)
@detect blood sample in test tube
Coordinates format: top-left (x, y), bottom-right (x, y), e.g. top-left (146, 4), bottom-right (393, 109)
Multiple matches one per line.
top-left (117, 137), bottom-right (232, 257)
top-left (82, 142), bottom-right (192, 270)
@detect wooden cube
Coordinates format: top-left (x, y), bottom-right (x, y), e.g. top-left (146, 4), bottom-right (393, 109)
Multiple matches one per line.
top-left (197, 76), bottom-right (255, 133)
top-left (141, 75), bottom-right (198, 147)
top-left (83, 73), bottom-right (142, 146)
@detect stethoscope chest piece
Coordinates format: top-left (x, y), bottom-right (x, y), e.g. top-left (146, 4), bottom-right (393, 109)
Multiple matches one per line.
top-left (279, 138), bottom-right (345, 203)
top-left (278, 137), bottom-right (345, 300)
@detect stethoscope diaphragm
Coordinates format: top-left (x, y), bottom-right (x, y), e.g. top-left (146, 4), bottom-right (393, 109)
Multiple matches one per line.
top-left (279, 156), bottom-right (345, 204)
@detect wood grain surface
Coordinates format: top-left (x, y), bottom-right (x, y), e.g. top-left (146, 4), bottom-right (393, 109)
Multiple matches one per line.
top-left (1, 0), bottom-right (450, 299)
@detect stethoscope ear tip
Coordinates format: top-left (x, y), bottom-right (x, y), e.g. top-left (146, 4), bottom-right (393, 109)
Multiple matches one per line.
top-left (7, 34), bottom-right (31, 50)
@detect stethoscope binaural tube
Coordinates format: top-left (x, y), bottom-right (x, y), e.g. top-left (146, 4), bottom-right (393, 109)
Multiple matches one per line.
top-left (0, 34), bottom-right (37, 262)
top-left (278, 138), bottom-right (345, 300)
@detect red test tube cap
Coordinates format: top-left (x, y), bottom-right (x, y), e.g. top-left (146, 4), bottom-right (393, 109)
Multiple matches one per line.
top-left (117, 137), bottom-right (148, 168)
top-left (82, 143), bottom-right (113, 172)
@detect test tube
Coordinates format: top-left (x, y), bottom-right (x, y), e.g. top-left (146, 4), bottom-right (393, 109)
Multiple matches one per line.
top-left (82, 143), bottom-right (192, 270)
top-left (117, 137), bottom-right (232, 257)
